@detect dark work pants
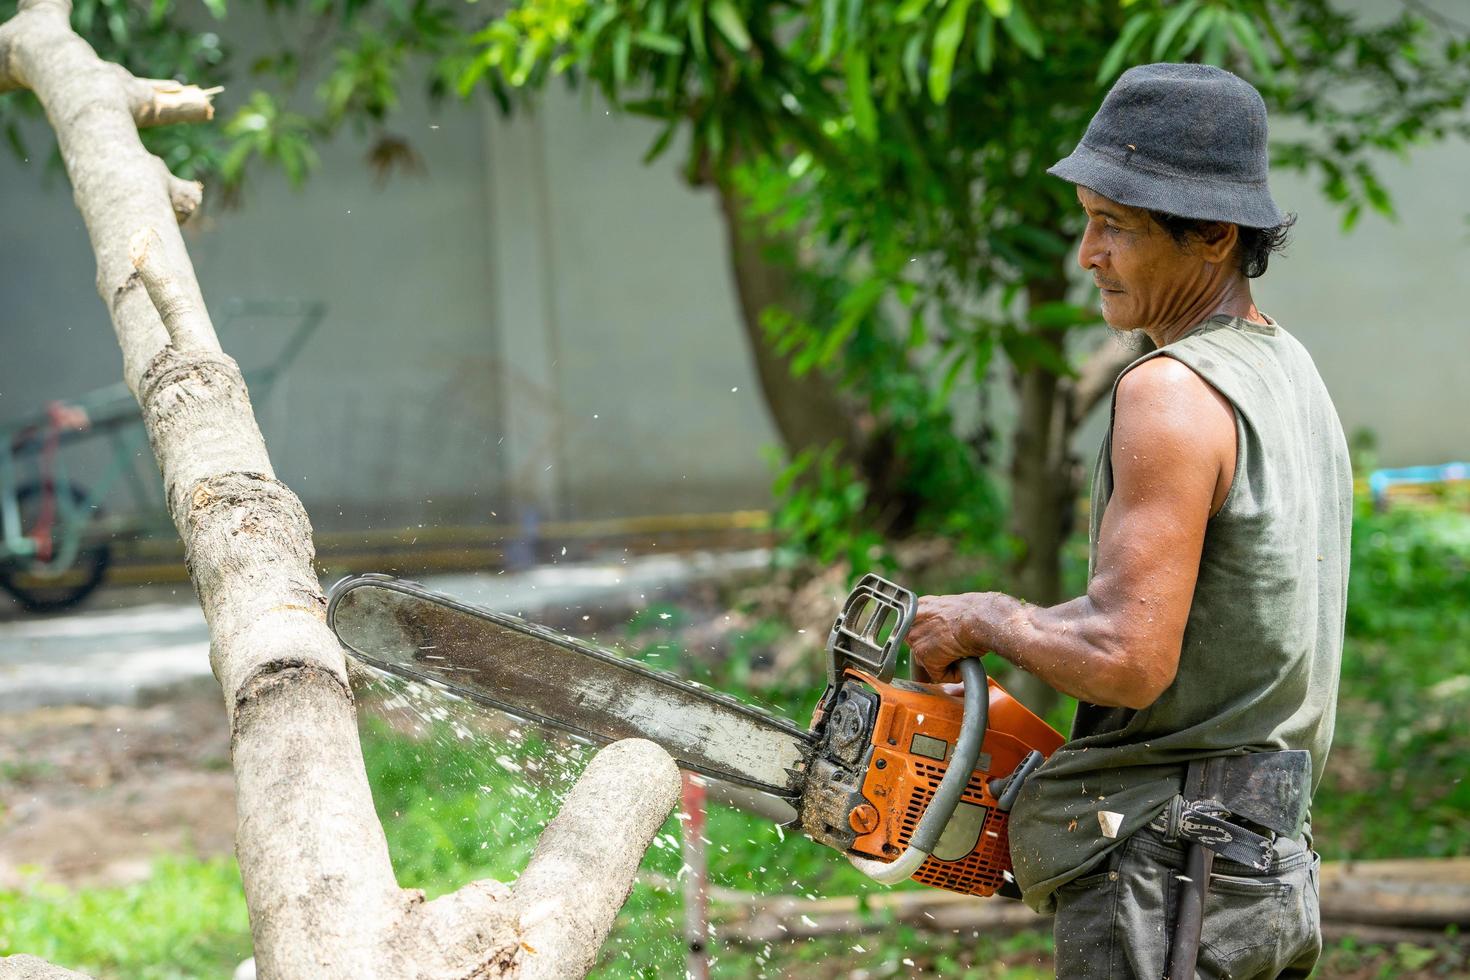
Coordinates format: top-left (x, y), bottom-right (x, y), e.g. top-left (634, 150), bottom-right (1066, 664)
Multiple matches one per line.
top-left (1052, 826), bottom-right (1321, 979)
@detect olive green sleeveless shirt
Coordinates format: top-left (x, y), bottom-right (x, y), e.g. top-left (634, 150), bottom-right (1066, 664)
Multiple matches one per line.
top-left (1007, 315), bottom-right (1353, 913)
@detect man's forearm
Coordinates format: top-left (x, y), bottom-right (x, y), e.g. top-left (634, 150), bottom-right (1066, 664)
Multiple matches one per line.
top-left (958, 592), bottom-right (1165, 710)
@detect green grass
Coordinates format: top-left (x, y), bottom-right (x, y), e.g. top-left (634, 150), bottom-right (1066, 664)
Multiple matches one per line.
top-left (0, 857), bottom-right (251, 979)
top-left (2, 500), bottom-right (1466, 977)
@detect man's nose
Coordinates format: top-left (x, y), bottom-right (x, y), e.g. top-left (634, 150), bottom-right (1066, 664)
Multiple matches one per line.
top-left (1077, 224), bottom-right (1105, 272)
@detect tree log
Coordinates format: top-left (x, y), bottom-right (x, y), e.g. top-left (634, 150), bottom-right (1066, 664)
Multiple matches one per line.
top-left (0, 1), bottom-right (679, 976)
top-left (0, 956), bottom-right (95, 980)
top-left (709, 856), bottom-right (1470, 946)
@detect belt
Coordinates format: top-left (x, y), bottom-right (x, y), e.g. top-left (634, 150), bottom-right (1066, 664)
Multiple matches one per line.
top-left (1148, 750), bottom-right (1312, 871)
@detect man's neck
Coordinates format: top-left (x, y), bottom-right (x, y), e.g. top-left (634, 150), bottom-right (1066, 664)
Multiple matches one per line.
top-left (1144, 278), bottom-right (1261, 347)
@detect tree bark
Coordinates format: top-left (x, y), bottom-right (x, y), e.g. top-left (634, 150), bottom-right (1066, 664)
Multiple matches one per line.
top-left (713, 178), bottom-right (936, 535)
top-left (1004, 274), bottom-right (1149, 713)
top-left (713, 178), bottom-right (865, 459)
top-left (0, 2), bottom-right (680, 977)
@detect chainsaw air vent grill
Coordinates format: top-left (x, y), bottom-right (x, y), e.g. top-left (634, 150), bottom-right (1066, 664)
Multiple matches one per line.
top-left (898, 761), bottom-right (1011, 896)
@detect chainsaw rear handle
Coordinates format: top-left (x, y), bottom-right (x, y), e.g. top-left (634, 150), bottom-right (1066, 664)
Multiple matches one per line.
top-left (847, 656), bottom-right (989, 884)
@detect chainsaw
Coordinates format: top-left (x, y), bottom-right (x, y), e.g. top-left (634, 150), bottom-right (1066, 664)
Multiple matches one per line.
top-left (327, 572), bottom-right (1064, 899)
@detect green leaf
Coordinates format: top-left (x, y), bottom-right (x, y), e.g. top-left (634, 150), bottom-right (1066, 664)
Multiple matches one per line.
top-left (1226, 11), bottom-right (1274, 81)
top-left (1201, 14), bottom-right (1227, 65)
top-left (974, 10), bottom-right (996, 73)
top-left (634, 30), bottom-right (683, 55)
top-left (935, 347), bottom-right (969, 407)
top-left (929, 0), bottom-right (973, 104)
top-left (1001, 327), bottom-right (1075, 376)
top-left (643, 118), bottom-right (679, 163)
top-left (1176, 4), bottom-right (1218, 59)
top-left (1010, 223), bottom-right (1069, 257)
top-left (843, 0), bottom-right (864, 46)
top-left (202, 0), bottom-right (227, 17)
top-left (1151, 0), bottom-right (1200, 61)
top-left (846, 50), bottom-right (877, 141)
top-left (902, 32), bottom-right (924, 93)
top-left (612, 25), bottom-right (631, 88)
top-left (1357, 164), bottom-right (1395, 218)
top-left (1097, 10), bottom-right (1154, 84)
top-left (818, 276), bottom-right (888, 365)
top-left (1027, 300), bottom-right (1097, 329)
top-left (688, 2), bottom-right (708, 59)
top-left (107, 10), bottom-right (129, 44)
top-left (907, 307), bottom-right (929, 348)
top-left (4, 121), bottom-right (27, 162)
top-left (999, 4), bottom-right (1042, 59)
top-left (709, 0), bottom-right (752, 52)
top-left (981, 0), bottom-right (1011, 15)
top-left (894, 0), bottom-right (928, 24)
top-left (580, 4), bottom-right (620, 51)
top-left (812, 0), bottom-right (841, 66)
top-left (219, 137), bottom-right (254, 182)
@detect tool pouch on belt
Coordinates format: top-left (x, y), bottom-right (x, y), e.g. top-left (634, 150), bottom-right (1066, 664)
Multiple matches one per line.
top-left (1155, 750), bottom-right (1312, 870)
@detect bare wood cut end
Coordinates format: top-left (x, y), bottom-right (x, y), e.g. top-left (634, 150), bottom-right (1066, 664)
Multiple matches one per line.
top-left (169, 174), bottom-right (203, 224)
top-left (126, 74), bottom-right (223, 127)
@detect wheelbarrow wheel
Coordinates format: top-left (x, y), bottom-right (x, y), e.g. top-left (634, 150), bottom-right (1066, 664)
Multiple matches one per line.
top-left (0, 481), bottom-right (112, 613)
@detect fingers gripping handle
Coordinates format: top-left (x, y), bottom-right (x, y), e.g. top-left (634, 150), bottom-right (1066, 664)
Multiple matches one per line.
top-left (848, 657), bottom-right (989, 884)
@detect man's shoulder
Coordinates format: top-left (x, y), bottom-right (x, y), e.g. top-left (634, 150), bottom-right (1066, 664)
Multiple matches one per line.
top-left (1115, 353), bottom-right (1232, 421)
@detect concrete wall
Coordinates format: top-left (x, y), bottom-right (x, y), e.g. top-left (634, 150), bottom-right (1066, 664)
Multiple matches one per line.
top-left (0, 85), bottom-right (779, 532)
top-left (1254, 139), bottom-right (1470, 464)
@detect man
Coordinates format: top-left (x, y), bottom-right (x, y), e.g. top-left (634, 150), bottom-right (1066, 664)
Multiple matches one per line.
top-left (907, 63), bottom-right (1351, 978)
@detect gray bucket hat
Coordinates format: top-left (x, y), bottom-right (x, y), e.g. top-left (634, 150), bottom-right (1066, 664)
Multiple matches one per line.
top-left (1049, 62), bottom-right (1283, 228)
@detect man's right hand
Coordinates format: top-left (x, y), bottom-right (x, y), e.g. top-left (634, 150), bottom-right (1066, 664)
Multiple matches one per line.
top-left (908, 592), bottom-right (989, 683)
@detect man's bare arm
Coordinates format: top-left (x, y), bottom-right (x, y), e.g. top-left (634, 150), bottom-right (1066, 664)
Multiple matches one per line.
top-left (909, 356), bottom-right (1236, 709)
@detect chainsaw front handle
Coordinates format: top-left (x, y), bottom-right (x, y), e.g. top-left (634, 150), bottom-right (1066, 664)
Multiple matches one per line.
top-left (847, 656), bottom-right (989, 884)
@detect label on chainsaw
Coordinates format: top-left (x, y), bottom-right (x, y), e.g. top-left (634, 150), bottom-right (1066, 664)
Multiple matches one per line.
top-left (327, 575), bottom-right (814, 798)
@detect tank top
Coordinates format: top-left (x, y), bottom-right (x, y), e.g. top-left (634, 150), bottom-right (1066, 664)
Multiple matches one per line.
top-left (1006, 314), bottom-right (1353, 913)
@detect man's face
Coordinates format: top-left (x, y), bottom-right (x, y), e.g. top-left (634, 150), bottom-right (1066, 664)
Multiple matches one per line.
top-left (1074, 186), bottom-right (1228, 333)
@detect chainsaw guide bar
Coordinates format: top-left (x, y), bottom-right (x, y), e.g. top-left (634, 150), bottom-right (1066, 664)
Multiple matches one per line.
top-left (327, 574), bottom-right (816, 798)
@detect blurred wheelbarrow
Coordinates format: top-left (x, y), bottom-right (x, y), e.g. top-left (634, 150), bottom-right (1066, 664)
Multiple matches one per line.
top-left (0, 299), bottom-right (323, 612)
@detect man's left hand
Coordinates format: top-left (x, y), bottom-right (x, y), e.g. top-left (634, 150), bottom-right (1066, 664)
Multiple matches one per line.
top-left (909, 593), bottom-right (987, 684)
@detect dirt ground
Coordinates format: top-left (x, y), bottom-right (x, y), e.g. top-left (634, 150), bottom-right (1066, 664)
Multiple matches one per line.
top-left (0, 679), bottom-right (236, 889)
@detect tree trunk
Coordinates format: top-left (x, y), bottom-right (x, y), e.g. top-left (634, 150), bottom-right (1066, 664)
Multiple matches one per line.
top-left (1005, 275), bottom-right (1149, 713)
top-left (0, 2), bottom-right (679, 977)
top-left (714, 179), bottom-right (931, 535)
top-left (1007, 300), bottom-right (1074, 610)
top-left (713, 179), bottom-right (865, 461)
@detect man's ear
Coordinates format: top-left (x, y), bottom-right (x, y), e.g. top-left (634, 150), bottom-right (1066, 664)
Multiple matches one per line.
top-left (1194, 222), bottom-right (1239, 265)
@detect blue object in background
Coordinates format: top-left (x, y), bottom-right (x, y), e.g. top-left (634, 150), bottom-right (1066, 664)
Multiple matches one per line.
top-left (1369, 462), bottom-right (1470, 511)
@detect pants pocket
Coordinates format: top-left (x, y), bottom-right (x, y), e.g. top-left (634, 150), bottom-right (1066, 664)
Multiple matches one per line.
top-left (1197, 872), bottom-right (1290, 979)
top-left (1053, 868), bottom-right (1122, 979)
top-left (1278, 851), bottom-right (1323, 978)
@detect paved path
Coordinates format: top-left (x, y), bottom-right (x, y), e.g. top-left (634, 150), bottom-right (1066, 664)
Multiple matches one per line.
top-left (0, 550), bottom-right (767, 711)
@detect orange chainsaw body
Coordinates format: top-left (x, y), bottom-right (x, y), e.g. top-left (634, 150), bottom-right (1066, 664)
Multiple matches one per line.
top-left (807, 667), bottom-right (1065, 897)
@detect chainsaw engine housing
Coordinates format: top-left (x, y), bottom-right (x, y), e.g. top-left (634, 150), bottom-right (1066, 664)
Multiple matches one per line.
top-left (801, 669), bottom-right (1064, 897)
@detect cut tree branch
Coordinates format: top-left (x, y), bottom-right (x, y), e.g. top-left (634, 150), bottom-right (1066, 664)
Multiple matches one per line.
top-left (122, 73), bottom-right (221, 127)
top-left (129, 227), bottom-right (215, 351)
top-left (512, 739), bottom-right (681, 979)
top-left (162, 164), bottom-right (204, 224)
top-left (0, 0), bottom-right (680, 976)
